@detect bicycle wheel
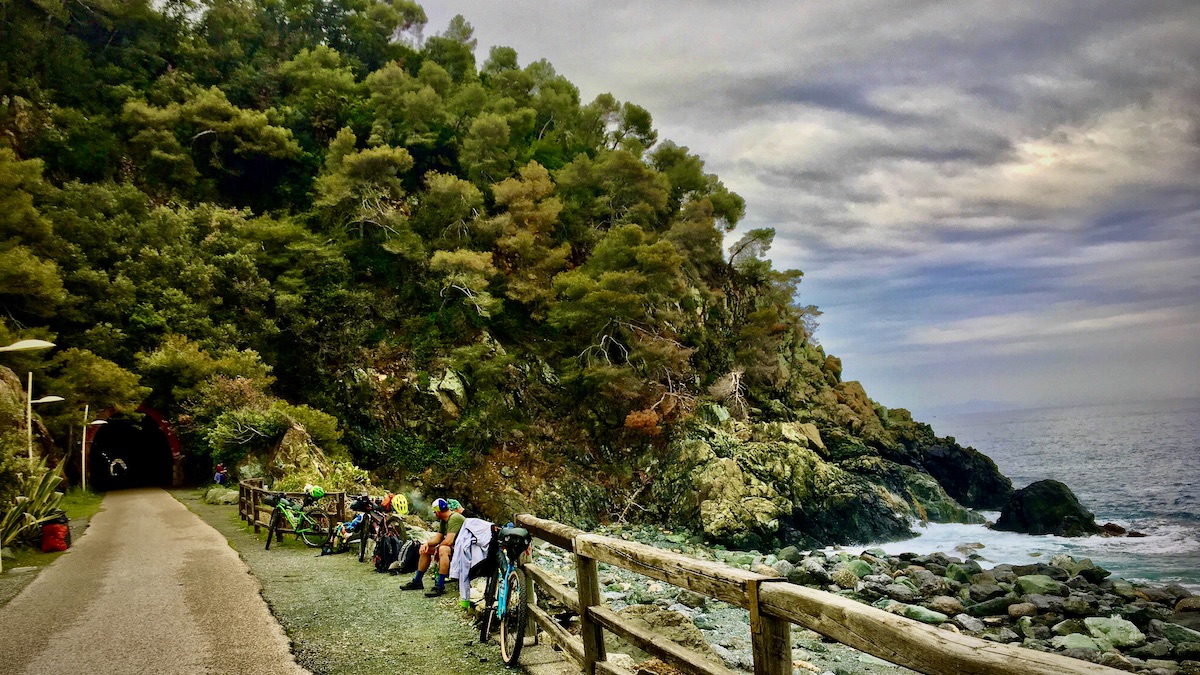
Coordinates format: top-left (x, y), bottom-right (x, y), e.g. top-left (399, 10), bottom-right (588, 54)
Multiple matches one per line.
top-left (265, 510), bottom-right (279, 550)
top-left (498, 567), bottom-right (529, 666)
top-left (479, 568), bottom-right (498, 643)
top-left (300, 510), bottom-right (332, 547)
top-left (358, 517), bottom-right (373, 563)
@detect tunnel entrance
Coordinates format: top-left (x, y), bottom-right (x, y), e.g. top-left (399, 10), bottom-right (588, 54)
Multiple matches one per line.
top-left (89, 411), bottom-right (176, 490)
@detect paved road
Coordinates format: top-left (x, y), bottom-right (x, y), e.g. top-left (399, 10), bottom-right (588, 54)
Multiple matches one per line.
top-left (0, 488), bottom-right (308, 675)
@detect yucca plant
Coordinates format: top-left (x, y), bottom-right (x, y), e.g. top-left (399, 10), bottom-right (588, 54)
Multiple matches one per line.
top-left (1, 457), bottom-right (65, 555)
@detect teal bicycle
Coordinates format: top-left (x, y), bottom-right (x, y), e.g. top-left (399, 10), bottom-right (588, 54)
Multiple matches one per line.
top-left (478, 525), bottom-right (533, 666)
top-left (263, 488), bottom-right (332, 550)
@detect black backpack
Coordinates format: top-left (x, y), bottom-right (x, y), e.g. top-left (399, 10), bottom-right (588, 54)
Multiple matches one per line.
top-left (390, 539), bottom-right (421, 575)
top-left (373, 534), bottom-right (401, 573)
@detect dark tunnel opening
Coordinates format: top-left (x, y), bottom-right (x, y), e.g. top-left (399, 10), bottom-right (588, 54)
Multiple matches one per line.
top-left (89, 414), bottom-right (174, 490)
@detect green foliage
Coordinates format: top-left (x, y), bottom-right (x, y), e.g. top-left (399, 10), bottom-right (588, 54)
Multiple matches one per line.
top-left (0, 0), bottom-right (839, 513)
top-left (1, 457), bottom-right (65, 549)
top-left (273, 460), bottom-right (370, 493)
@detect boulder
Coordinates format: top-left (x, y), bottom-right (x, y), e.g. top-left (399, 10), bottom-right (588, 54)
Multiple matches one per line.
top-left (1051, 634), bottom-right (1110, 652)
top-left (1161, 622), bottom-right (1200, 646)
top-left (994, 480), bottom-right (1103, 537)
top-left (1085, 617), bottom-right (1147, 648)
top-left (1016, 574), bottom-right (1067, 597)
top-left (904, 605), bottom-right (948, 625)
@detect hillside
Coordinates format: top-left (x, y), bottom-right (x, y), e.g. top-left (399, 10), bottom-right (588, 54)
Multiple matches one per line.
top-left (0, 0), bottom-right (1013, 547)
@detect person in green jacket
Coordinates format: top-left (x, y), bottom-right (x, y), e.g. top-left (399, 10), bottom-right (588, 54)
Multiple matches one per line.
top-left (401, 497), bottom-right (465, 596)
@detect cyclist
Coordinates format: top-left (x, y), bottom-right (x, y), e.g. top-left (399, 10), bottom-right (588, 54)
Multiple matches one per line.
top-left (400, 497), bottom-right (465, 597)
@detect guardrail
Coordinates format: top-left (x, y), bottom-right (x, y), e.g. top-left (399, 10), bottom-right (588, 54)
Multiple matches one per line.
top-left (514, 514), bottom-right (1124, 675)
top-left (238, 478), bottom-right (347, 539)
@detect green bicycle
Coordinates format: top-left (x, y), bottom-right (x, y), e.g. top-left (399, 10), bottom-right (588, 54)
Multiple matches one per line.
top-left (263, 487), bottom-right (332, 550)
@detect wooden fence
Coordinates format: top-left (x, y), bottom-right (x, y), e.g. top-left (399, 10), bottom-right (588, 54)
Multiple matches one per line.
top-left (515, 514), bottom-right (1125, 675)
top-left (238, 478), bottom-right (347, 539)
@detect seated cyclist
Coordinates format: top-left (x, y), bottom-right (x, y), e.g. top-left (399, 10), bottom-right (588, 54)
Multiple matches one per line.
top-left (400, 497), bottom-right (465, 597)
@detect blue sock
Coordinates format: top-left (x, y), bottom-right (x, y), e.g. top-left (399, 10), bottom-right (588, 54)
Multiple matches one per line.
top-left (413, 570), bottom-right (424, 583)
top-left (436, 573), bottom-right (446, 587)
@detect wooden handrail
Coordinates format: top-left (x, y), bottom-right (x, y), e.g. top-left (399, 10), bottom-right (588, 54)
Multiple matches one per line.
top-left (512, 514), bottom-right (1126, 675)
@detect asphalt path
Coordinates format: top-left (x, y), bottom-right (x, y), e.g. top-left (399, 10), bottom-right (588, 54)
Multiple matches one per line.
top-left (0, 488), bottom-right (308, 675)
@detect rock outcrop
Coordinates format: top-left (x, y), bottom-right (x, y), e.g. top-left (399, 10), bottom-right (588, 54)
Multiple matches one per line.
top-left (994, 480), bottom-right (1103, 537)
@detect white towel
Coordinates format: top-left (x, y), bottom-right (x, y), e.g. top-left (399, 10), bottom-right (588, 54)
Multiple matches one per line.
top-left (451, 517), bottom-right (494, 602)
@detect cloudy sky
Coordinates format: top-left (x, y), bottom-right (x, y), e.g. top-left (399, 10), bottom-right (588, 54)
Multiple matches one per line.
top-left (424, 1), bottom-right (1200, 415)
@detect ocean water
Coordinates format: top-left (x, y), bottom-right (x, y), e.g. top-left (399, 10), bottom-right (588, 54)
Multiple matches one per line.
top-left (853, 398), bottom-right (1200, 591)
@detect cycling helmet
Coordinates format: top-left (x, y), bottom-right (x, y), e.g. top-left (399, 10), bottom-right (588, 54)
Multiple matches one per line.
top-left (431, 497), bottom-right (450, 513)
top-left (304, 484), bottom-right (326, 499)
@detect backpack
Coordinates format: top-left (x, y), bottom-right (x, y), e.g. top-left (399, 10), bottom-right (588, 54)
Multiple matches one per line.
top-left (373, 534), bottom-right (401, 573)
top-left (390, 539), bottom-right (421, 575)
top-left (40, 511), bottom-right (71, 553)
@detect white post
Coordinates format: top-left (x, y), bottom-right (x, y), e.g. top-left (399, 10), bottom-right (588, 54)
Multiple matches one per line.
top-left (81, 404), bottom-right (89, 492)
top-left (26, 371), bottom-right (34, 461)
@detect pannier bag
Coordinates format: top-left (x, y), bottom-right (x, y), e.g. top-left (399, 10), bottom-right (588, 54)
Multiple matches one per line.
top-left (41, 511), bottom-right (71, 552)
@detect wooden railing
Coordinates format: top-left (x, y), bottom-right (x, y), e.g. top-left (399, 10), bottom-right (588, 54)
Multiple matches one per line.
top-left (515, 514), bottom-right (1124, 675)
top-left (238, 478), bottom-right (347, 539)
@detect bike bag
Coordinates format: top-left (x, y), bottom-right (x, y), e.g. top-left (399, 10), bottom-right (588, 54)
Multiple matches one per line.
top-left (497, 527), bottom-right (531, 559)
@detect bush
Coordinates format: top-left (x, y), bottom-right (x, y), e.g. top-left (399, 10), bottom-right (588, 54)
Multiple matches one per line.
top-left (1, 457), bottom-right (65, 549)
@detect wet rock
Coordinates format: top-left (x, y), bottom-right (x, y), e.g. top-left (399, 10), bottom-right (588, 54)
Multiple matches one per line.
top-left (994, 480), bottom-right (1103, 537)
top-left (1179, 599), bottom-right (1200, 613)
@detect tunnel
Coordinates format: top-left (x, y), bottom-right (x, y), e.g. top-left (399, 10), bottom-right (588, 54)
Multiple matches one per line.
top-left (88, 409), bottom-right (177, 490)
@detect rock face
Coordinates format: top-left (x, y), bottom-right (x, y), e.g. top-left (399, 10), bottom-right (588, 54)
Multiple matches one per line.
top-left (917, 442), bottom-right (1013, 509)
top-left (994, 480), bottom-right (1102, 537)
top-left (650, 420), bottom-right (988, 548)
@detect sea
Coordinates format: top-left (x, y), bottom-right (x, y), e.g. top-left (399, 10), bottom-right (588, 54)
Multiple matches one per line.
top-left (851, 398), bottom-right (1200, 592)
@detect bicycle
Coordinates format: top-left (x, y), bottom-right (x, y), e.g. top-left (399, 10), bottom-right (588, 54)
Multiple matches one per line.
top-left (478, 524), bottom-right (533, 666)
top-left (262, 489), bottom-right (332, 550)
top-left (356, 493), bottom-right (408, 569)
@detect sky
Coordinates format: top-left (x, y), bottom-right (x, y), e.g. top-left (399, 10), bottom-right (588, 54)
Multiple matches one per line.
top-left (422, 1), bottom-right (1200, 416)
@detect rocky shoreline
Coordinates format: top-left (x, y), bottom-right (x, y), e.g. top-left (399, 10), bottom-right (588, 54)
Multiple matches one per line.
top-left (528, 525), bottom-right (1200, 675)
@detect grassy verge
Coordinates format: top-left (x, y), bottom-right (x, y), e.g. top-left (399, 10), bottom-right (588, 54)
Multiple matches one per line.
top-left (175, 489), bottom-right (530, 675)
top-left (0, 488), bottom-right (106, 607)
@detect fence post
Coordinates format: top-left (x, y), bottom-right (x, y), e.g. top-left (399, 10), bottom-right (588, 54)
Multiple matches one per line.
top-left (749, 579), bottom-right (791, 675)
top-left (575, 552), bottom-right (606, 675)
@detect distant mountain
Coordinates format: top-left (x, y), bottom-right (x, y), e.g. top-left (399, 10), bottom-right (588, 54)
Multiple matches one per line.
top-left (918, 399), bottom-right (1021, 417)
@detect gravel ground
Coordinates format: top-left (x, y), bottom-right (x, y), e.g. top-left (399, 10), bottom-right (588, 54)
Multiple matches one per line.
top-left (175, 490), bottom-right (519, 675)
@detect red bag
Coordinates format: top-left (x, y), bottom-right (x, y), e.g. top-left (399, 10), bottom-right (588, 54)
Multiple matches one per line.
top-left (41, 523), bottom-right (70, 552)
